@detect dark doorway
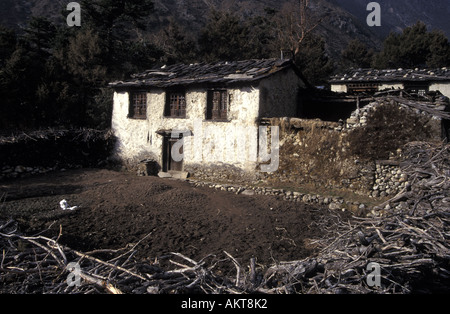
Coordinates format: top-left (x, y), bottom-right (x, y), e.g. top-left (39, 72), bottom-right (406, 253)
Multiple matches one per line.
top-left (162, 135), bottom-right (184, 172)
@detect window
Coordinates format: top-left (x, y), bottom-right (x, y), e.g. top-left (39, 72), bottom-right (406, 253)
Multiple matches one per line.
top-left (348, 83), bottom-right (379, 94)
top-left (129, 91), bottom-right (147, 119)
top-left (165, 91), bottom-right (186, 118)
top-left (206, 90), bottom-right (228, 121)
top-left (405, 83), bottom-right (429, 97)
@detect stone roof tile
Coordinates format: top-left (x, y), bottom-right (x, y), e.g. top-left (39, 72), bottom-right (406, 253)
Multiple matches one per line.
top-left (110, 59), bottom-right (297, 88)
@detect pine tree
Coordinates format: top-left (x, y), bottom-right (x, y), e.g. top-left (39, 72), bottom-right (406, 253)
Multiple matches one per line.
top-left (341, 39), bottom-right (374, 69)
top-left (295, 34), bottom-right (333, 86)
top-left (427, 30), bottom-right (450, 68)
top-left (198, 10), bottom-right (252, 62)
top-left (71, 0), bottom-right (156, 80)
top-left (153, 19), bottom-right (198, 65)
top-left (373, 21), bottom-right (450, 69)
top-left (0, 25), bottom-right (16, 67)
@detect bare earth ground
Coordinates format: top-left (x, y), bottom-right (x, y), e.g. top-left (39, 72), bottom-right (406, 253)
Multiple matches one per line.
top-left (0, 169), bottom-right (343, 270)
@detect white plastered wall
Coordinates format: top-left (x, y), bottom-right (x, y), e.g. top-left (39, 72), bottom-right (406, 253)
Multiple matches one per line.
top-left (331, 84), bottom-right (348, 93)
top-left (379, 83), bottom-right (404, 91)
top-left (429, 83), bottom-right (450, 98)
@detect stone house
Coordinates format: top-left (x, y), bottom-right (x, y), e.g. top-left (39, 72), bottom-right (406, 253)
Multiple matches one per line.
top-left (109, 58), bottom-right (307, 178)
top-left (330, 67), bottom-right (450, 97)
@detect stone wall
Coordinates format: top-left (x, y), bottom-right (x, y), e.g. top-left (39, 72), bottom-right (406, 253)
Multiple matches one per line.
top-left (259, 118), bottom-right (376, 195)
top-left (344, 100), bottom-right (443, 135)
top-left (184, 163), bottom-right (259, 183)
top-left (372, 160), bottom-right (408, 198)
top-left (258, 98), bottom-right (443, 197)
top-left (0, 129), bottom-right (115, 180)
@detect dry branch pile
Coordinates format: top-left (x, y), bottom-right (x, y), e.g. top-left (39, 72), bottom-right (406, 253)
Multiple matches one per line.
top-left (0, 221), bottom-right (250, 294)
top-left (255, 141), bottom-right (450, 294)
top-left (1, 141), bottom-right (449, 294)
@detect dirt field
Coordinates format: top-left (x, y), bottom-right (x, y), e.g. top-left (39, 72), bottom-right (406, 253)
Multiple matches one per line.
top-left (0, 169), bottom-right (344, 268)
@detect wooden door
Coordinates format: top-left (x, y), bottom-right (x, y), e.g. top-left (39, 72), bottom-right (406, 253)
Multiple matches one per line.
top-left (163, 136), bottom-right (183, 172)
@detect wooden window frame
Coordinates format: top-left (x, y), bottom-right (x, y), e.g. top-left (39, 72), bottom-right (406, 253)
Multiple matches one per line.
top-left (128, 91), bottom-right (147, 120)
top-left (165, 90), bottom-right (187, 118)
top-left (347, 83), bottom-right (379, 94)
top-left (206, 89), bottom-right (229, 121)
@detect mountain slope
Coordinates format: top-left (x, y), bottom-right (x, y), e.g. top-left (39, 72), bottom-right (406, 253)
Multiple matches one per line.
top-left (329, 0), bottom-right (450, 38)
top-left (1, 0), bottom-right (449, 58)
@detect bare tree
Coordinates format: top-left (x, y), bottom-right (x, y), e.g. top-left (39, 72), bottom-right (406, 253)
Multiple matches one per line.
top-left (295, 0), bottom-right (323, 55)
top-left (274, 0), bottom-right (323, 58)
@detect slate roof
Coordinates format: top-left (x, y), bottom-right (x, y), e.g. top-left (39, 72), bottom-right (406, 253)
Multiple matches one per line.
top-left (110, 58), bottom-right (302, 88)
top-left (330, 67), bottom-right (450, 84)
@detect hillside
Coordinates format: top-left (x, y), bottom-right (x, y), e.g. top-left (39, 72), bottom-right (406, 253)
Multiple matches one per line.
top-left (329, 0), bottom-right (450, 38)
top-left (1, 0), bottom-right (449, 58)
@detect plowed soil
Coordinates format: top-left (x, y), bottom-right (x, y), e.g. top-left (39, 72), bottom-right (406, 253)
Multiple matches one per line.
top-left (0, 169), bottom-right (339, 267)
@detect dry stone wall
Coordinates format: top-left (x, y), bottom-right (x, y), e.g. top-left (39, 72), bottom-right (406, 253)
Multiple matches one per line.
top-left (372, 161), bottom-right (409, 198)
top-left (258, 98), bottom-right (444, 198)
top-left (259, 119), bottom-right (375, 195)
top-left (0, 129), bottom-right (115, 180)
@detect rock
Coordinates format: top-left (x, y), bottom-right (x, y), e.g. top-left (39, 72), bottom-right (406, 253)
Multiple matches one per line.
top-left (329, 202), bottom-right (341, 210)
top-left (15, 165), bottom-right (25, 173)
top-left (2, 167), bottom-right (13, 174)
top-left (241, 189), bottom-right (255, 196)
top-left (171, 171), bottom-right (189, 180)
top-left (346, 117), bottom-right (358, 125)
top-left (399, 174), bottom-right (408, 182)
top-left (158, 172), bottom-right (172, 178)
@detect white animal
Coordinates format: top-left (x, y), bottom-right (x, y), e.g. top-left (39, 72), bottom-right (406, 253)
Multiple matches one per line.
top-left (60, 199), bottom-right (78, 211)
